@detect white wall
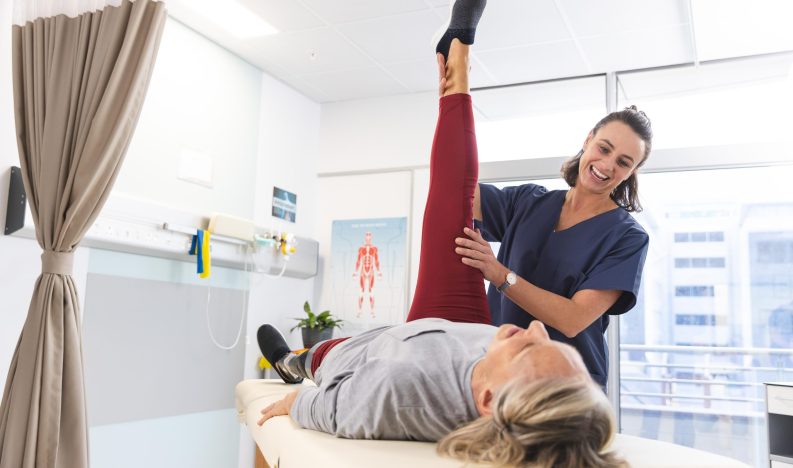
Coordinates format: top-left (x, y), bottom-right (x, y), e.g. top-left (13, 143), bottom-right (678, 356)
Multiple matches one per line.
top-left (115, 18), bottom-right (262, 219)
top-left (239, 70), bottom-right (321, 468)
top-left (318, 91), bottom-right (438, 173)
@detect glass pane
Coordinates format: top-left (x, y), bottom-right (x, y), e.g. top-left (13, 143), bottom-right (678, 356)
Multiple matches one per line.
top-left (692, 0), bottom-right (793, 61)
top-left (620, 165), bottom-right (793, 466)
top-left (473, 76), bottom-right (606, 162)
top-left (617, 54), bottom-right (793, 150)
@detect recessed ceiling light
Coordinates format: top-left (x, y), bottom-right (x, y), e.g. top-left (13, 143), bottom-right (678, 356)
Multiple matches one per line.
top-left (189, 0), bottom-right (278, 39)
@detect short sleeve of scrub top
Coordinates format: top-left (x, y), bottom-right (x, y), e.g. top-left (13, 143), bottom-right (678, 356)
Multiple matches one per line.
top-left (476, 183), bottom-right (649, 387)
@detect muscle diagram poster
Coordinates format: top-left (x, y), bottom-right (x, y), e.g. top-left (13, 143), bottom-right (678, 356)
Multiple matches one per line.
top-left (329, 217), bottom-right (408, 329)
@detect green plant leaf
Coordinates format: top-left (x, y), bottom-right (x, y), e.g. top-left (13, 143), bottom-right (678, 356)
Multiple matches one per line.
top-left (303, 301), bottom-right (311, 314)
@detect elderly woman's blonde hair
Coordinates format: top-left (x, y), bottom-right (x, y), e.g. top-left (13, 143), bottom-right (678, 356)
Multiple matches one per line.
top-left (438, 377), bottom-right (627, 468)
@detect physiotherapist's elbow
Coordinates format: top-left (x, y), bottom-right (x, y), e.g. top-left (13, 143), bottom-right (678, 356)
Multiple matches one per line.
top-left (559, 328), bottom-right (583, 339)
top-left (559, 325), bottom-right (584, 339)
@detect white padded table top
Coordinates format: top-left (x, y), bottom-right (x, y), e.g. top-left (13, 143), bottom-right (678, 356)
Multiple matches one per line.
top-left (236, 379), bottom-right (750, 468)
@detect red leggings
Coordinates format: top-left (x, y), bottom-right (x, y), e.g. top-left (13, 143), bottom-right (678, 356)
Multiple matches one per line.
top-left (311, 94), bottom-right (490, 375)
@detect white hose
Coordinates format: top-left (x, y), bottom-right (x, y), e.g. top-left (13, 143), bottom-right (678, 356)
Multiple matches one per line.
top-left (205, 244), bottom-right (290, 349)
top-left (204, 253), bottom-right (249, 350)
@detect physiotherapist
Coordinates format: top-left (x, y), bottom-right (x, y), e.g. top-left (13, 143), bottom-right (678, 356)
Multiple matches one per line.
top-left (454, 109), bottom-right (652, 388)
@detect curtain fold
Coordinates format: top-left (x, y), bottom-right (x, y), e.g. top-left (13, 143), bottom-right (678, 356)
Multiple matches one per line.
top-left (0, 1), bottom-right (166, 467)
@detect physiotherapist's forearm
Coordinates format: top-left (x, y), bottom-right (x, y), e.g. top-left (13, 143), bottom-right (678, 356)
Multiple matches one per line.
top-left (501, 276), bottom-right (619, 338)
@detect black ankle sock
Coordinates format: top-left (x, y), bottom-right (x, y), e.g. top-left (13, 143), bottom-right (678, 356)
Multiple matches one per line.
top-left (436, 0), bottom-right (487, 60)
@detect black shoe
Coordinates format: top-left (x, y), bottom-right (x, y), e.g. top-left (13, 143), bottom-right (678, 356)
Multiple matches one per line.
top-left (257, 324), bottom-right (303, 384)
top-left (432, 0), bottom-right (488, 61)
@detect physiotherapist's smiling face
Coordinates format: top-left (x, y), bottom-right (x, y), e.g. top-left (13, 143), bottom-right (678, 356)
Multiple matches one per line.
top-left (577, 121), bottom-right (645, 196)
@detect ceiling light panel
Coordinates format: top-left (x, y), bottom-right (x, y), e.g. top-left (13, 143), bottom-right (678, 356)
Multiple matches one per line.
top-left (580, 24), bottom-right (694, 73)
top-left (474, 0), bottom-right (571, 51)
top-left (299, 0), bottom-right (430, 24)
top-left (337, 10), bottom-right (442, 64)
top-left (188, 0), bottom-right (279, 39)
top-left (556, 0), bottom-right (690, 38)
top-left (476, 40), bottom-right (590, 85)
top-left (692, 0), bottom-right (793, 61)
top-left (236, 0), bottom-right (325, 31)
top-left (246, 28), bottom-right (372, 75)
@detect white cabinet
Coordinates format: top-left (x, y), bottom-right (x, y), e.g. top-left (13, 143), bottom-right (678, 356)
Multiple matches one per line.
top-left (767, 383), bottom-right (793, 467)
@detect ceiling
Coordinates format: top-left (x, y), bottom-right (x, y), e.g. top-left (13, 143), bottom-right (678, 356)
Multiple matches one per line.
top-left (164, 0), bottom-right (793, 104)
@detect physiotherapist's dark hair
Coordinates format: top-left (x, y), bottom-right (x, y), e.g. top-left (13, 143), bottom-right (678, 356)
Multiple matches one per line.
top-left (561, 106), bottom-right (653, 213)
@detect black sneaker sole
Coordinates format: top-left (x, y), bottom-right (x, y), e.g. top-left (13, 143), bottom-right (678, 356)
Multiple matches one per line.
top-left (257, 324), bottom-right (303, 384)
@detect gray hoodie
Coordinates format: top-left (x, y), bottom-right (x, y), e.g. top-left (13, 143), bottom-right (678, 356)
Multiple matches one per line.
top-left (291, 318), bottom-right (498, 441)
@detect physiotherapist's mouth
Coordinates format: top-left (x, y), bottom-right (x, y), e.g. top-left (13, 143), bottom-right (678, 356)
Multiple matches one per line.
top-left (590, 165), bottom-right (610, 182)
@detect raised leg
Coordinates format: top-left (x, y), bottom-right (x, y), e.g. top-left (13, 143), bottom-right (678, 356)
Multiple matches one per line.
top-left (407, 42), bottom-right (489, 324)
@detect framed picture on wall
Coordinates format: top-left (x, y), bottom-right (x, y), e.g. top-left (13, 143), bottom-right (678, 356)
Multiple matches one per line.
top-left (329, 217), bottom-right (408, 328)
top-left (272, 186), bottom-right (297, 222)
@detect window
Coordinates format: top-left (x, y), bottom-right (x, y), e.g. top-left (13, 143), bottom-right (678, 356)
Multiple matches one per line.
top-left (708, 257), bottom-right (726, 268)
top-left (675, 286), bottom-right (716, 297)
top-left (473, 76), bottom-right (606, 163)
top-left (674, 258), bottom-right (726, 268)
top-left (675, 314), bottom-right (717, 326)
top-left (619, 166), bottom-right (793, 467)
top-left (674, 232), bottom-right (725, 243)
top-left (708, 232), bottom-right (725, 242)
top-left (757, 241), bottom-right (793, 264)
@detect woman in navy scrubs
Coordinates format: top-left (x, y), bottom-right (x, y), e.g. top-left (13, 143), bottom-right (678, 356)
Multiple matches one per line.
top-left (454, 109), bottom-right (652, 388)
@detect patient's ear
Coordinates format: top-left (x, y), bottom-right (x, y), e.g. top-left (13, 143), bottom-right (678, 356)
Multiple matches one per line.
top-left (477, 388), bottom-right (494, 416)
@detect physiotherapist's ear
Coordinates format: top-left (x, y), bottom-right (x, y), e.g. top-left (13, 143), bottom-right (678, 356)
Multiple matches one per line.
top-left (478, 388), bottom-right (494, 416)
top-left (582, 130), bottom-right (594, 150)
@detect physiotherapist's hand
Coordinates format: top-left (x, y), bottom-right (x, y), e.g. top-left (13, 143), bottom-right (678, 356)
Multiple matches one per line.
top-left (257, 390), bottom-right (299, 426)
top-left (455, 227), bottom-right (509, 284)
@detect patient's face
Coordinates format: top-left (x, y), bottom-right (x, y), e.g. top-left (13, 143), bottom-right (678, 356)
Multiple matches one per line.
top-left (482, 321), bottom-right (588, 386)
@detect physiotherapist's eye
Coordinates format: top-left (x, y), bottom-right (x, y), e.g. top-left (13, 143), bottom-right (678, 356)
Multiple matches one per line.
top-left (599, 146), bottom-right (608, 154)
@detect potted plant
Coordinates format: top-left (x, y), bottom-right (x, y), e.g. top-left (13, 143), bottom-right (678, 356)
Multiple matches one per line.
top-left (291, 301), bottom-right (343, 348)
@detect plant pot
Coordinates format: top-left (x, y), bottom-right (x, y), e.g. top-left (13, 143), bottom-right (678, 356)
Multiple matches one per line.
top-left (301, 327), bottom-right (334, 349)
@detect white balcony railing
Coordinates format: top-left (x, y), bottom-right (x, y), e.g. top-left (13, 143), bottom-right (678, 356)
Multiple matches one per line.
top-left (619, 344), bottom-right (793, 417)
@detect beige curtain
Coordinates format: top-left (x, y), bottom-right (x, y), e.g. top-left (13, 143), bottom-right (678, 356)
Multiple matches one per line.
top-left (0, 1), bottom-right (166, 467)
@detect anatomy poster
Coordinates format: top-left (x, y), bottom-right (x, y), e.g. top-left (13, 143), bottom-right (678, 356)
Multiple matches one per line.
top-left (329, 217), bottom-right (407, 328)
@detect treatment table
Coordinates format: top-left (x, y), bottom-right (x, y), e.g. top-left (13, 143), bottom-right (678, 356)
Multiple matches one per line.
top-left (236, 379), bottom-right (751, 468)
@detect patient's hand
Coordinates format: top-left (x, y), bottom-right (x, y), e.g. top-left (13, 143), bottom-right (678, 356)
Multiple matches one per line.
top-left (257, 390), bottom-right (299, 426)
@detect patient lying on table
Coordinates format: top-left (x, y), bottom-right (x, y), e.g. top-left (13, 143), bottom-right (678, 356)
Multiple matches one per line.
top-left (255, 2), bottom-right (624, 465)
top-left (257, 317), bottom-right (624, 467)
top-left (255, 92), bottom-right (625, 466)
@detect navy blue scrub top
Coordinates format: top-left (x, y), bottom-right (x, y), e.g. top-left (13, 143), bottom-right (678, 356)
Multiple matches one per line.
top-left (477, 183), bottom-right (649, 387)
